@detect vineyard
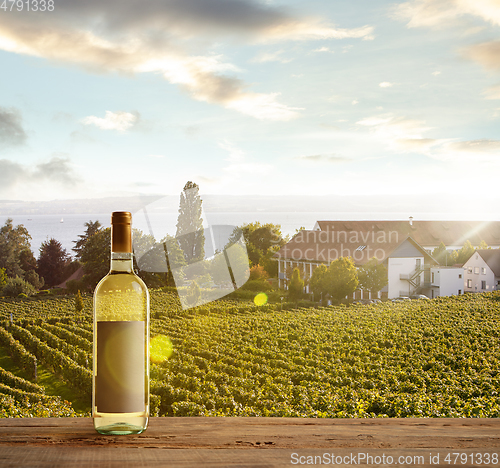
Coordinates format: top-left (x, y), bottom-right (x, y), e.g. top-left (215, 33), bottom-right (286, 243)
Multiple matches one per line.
top-left (1, 291), bottom-right (500, 418)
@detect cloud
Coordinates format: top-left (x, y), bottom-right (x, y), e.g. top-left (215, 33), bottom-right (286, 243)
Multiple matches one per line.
top-left (81, 111), bottom-right (140, 132)
top-left (219, 140), bottom-right (245, 162)
top-left (312, 46), bottom-right (333, 53)
top-left (357, 114), bottom-right (433, 139)
top-left (444, 139), bottom-right (500, 153)
top-left (251, 49), bottom-right (292, 63)
top-left (392, 0), bottom-right (500, 29)
top-left (225, 92), bottom-right (302, 120)
top-left (379, 82), bottom-right (394, 88)
top-left (33, 155), bottom-right (80, 186)
top-left (219, 139), bottom-right (272, 177)
top-left (395, 138), bottom-right (439, 151)
top-left (484, 84), bottom-right (500, 99)
top-left (357, 112), bottom-right (500, 163)
top-left (296, 154), bottom-right (349, 163)
top-left (0, 107), bottom-right (27, 148)
top-left (0, 155), bottom-right (80, 194)
top-left (0, 159), bottom-right (25, 188)
top-left (0, 0), bottom-right (372, 121)
top-left (356, 113), bottom-right (441, 152)
top-left (462, 40), bottom-right (500, 71)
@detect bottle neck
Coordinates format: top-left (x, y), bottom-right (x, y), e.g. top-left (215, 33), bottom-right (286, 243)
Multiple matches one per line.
top-left (110, 252), bottom-right (134, 273)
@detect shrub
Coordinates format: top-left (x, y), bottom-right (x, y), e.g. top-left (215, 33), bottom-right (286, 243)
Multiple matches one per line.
top-left (2, 277), bottom-right (36, 297)
top-left (0, 268), bottom-right (7, 289)
top-left (185, 281), bottom-right (201, 307)
top-left (74, 290), bottom-right (84, 313)
top-left (66, 279), bottom-right (86, 294)
top-left (249, 265), bottom-right (268, 281)
top-left (241, 279), bottom-right (273, 292)
top-left (23, 270), bottom-right (44, 289)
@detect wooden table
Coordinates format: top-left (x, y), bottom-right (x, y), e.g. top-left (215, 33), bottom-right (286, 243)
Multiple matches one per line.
top-left (0, 417), bottom-right (499, 467)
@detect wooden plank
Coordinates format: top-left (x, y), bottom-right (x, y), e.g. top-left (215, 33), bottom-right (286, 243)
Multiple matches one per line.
top-left (0, 417), bottom-right (499, 467)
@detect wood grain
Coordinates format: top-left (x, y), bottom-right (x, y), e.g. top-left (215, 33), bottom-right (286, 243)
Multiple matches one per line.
top-left (0, 417), bottom-right (499, 467)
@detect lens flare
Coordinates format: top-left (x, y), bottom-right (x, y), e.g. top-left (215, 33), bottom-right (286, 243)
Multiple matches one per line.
top-left (254, 292), bottom-right (268, 306)
top-left (150, 335), bottom-right (173, 363)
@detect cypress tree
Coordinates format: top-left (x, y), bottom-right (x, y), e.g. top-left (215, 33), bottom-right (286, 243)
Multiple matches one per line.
top-left (175, 181), bottom-right (205, 263)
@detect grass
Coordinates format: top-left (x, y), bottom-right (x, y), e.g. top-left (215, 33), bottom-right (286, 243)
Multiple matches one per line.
top-left (0, 346), bottom-right (91, 414)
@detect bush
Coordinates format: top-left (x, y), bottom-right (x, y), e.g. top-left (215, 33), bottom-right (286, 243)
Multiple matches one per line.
top-left (35, 290), bottom-right (52, 296)
top-left (0, 268), bottom-right (7, 289)
top-left (66, 279), bottom-right (86, 294)
top-left (241, 279), bottom-right (273, 292)
top-left (2, 277), bottom-right (36, 297)
top-left (185, 281), bottom-right (201, 307)
top-left (249, 265), bottom-right (268, 281)
top-left (23, 270), bottom-right (44, 289)
top-left (74, 291), bottom-right (84, 313)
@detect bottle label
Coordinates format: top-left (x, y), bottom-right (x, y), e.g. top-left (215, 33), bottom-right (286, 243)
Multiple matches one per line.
top-left (95, 321), bottom-right (145, 413)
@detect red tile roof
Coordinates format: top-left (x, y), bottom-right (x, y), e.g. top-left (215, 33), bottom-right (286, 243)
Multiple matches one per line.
top-left (314, 220), bottom-right (500, 248)
top-left (476, 249), bottom-right (500, 277)
top-left (274, 231), bottom-right (435, 265)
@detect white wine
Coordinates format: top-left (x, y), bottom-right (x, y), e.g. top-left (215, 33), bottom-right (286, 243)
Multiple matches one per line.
top-left (93, 211), bottom-right (150, 435)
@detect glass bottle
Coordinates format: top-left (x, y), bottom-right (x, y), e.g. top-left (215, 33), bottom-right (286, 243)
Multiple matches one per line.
top-left (93, 211), bottom-right (150, 435)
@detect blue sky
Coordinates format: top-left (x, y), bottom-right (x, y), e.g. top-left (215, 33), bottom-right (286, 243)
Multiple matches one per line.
top-left (0, 0), bottom-right (499, 214)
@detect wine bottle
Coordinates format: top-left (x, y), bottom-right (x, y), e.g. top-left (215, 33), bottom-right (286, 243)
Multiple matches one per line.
top-left (93, 211), bottom-right (150, 435)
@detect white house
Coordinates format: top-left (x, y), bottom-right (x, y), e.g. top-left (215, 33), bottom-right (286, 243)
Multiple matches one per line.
top-left (385, 237), bottom-right (435, 299)
top-left (429, 266), bottom-right (464, 298)
top-left (463, 249), bottom-right (500, 293)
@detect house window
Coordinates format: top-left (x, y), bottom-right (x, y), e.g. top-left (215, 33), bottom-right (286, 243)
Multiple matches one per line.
top-left (481, 280), bottom-right (486, 290)
top-left (481, 268), bottom-right (486, 275)
top-left (458, 274), bottom-right (462, 279)
top-left (467, 279), bottom-right (472, 288)
top-left (474, 267), bottom-right (480, 275)
top-left (458, 290), bottom-right (462, 295)
top-left (431, 272), bottom-right (435, 283)
top-left (468, 267), bottom-right (473, 274)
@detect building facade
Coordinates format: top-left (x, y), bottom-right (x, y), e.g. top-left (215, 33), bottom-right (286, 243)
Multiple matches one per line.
top-left (429, 266), bottom-right (464, 298)
top-left (463, 250), bottom-right (500, 293)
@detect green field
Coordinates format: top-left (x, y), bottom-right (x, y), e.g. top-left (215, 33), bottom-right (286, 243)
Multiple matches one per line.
top-left (1, 291), bottom-right (499, 418)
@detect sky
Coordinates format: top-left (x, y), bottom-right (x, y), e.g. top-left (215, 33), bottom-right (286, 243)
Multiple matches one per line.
top-left (0, 0), bottom-right (499, 216)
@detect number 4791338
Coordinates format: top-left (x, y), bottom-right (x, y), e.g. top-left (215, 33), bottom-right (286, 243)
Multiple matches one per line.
top-left (1, 0), bottom-right (55, 11)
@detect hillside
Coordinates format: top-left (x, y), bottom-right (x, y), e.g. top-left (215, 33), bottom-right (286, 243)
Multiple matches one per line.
top-left (0, 291), bottom-right (499, 418)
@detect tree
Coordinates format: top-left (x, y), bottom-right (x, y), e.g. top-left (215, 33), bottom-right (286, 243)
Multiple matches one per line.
top-left (478, 240), bottom-right (490, 250)
top-left (23, 269), bottom-right (44, 290)
top-left (135, 233), bottom-right (187, 288)
top-left (249, 264), bottom-right (269, 281)
top-left (0, 267), bottom-right (7, 289)
top-left (288, 267), bottom-right (304, 301)
top-left (37, 238), bottom-right (70, 288)
top-left (456, 240), bottom-right (475, 265)
top-left (0, 219), bottom-right (33, 278)
top-left (233, 222), bottom-right (287, 276)
top-left (324, 257), bottom-right (359, 303)
top-left (80, 228), bottom-right (111, 289)
top-left (176, 181), bottom-right (205, 264)
top-left (309, 264), bottom-right (328, 300)
top-left (18, 248), bottom-right (43, 288)
top-left (2, 277), bottom-right (36, 297)
top-left (74, 290), bottom-right (84, 314)
top-left (357, 257), bottom-right (388, 298)
top-left (73, 220), bottom-right (102, 259)
top-left (185, 281), bottom-right (201, 307)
